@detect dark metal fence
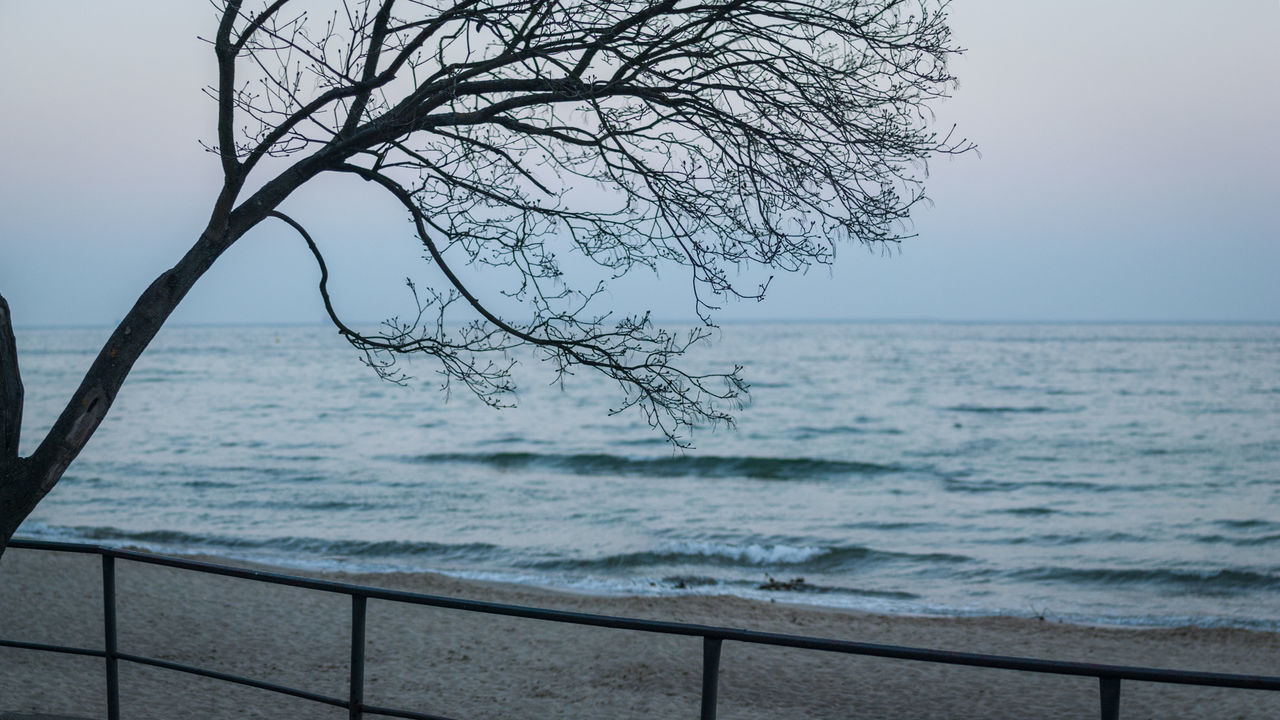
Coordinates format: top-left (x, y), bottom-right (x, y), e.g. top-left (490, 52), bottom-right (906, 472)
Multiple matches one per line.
top-left (4, 538), bottom-right (1279, 719)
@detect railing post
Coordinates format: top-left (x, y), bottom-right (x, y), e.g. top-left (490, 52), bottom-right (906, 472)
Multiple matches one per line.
top-left (102, 554), bottom-right (120, 720)
top-left (700, 636), bottom-right (723, 720)
top-left (1099, 676), bottom-right (1121, 720)
top-left (350, 594), bottom-right (367, 720)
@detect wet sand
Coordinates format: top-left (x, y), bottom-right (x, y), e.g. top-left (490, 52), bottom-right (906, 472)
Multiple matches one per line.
top-left (2, 547), bottom-right (1277, 719)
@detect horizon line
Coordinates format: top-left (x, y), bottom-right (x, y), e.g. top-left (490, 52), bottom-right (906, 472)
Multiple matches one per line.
top-left (13, 317), bottom-right (1280, 331)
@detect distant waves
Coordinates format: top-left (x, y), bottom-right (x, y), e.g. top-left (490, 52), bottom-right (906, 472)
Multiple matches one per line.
top-left (14, 322), bottom-right (1280, 629)
top-left (392, 451), bottom-right (903, 480)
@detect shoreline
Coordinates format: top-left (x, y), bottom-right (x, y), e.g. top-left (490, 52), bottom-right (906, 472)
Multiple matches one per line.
top-left (3, 546), bottom-right (1279, 719)
top-left (15, 526), bottom-right (1279, 634)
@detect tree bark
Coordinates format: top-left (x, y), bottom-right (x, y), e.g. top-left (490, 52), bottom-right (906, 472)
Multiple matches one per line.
top-left (1, 293), bottom-right (26, 555)
top-left (0, 295), bottom-right (21, 460)
top-left (0, 459), bottom-right (31, 557)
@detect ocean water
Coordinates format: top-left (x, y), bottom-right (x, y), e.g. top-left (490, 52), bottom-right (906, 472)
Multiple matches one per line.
top-left (12, 322), bottom-right (1280, 630)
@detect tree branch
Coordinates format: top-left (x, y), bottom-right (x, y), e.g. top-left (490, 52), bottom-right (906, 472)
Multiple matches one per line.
top-left (335, 163), bottom-right (745, 443)
top-left (268, 210), bottom-right (360, 340)
top-left (214, 0), bottom-right (245, 178)
top-left (271, 209), bottom-right (523, 397)
top-left (229, 0), bottom-right (292, 55)
top-left (340, 0), bottom-right (397, 137)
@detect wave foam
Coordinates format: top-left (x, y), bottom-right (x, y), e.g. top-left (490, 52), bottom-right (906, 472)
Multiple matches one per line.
top-left (661, 540), bottom-right (830, 565)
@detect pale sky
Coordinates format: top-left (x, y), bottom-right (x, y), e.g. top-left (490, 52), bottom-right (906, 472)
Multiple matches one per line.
top-left (1, 1), bottom-right (1277, 327)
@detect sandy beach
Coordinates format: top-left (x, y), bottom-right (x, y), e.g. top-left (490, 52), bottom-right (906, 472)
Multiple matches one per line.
top-left (2, 546), bottom-right (1277, 719)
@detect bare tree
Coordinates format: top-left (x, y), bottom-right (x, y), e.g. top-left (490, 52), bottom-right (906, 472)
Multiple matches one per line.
top-left (0, 0), bottom-right (969, 554)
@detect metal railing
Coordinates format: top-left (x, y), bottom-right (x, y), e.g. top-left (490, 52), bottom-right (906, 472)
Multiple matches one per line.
top-left (3, 538), bottom-right (1279, 719)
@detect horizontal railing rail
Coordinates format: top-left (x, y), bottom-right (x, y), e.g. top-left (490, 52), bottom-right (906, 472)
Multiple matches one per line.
top-left (3, 538), bottom-right (1279, 719)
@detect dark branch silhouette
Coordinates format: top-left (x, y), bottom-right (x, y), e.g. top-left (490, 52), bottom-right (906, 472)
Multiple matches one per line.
top-left (0, 0), bottom-right (970, 554)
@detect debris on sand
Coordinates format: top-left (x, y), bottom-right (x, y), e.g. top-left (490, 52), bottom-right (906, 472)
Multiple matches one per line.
top-left (758, 574), bottom-right (806, 591)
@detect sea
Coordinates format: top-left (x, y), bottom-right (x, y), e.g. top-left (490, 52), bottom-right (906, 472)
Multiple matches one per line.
top-left (11, 322), bottom-right (1280, 630)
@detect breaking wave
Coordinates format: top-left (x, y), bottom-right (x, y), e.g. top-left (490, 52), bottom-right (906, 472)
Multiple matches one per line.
top-left (524, 541), bottom-right (972, 572)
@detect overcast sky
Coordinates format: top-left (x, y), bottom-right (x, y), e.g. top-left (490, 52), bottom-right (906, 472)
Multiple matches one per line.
top-left (1, 1), bottom-right (1277, 327)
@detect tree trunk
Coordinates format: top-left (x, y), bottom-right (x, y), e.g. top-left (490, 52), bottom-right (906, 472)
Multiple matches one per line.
top-left (1, 293), bottom-right (26, 561)
top-left (0, 93), bottom-right (348, 560)
top-left (0, 459), bottom-right (32, 560)
top-left (0, 229), bottom-right (239, 560)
